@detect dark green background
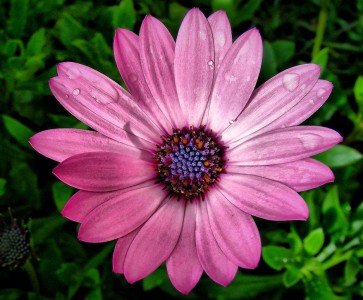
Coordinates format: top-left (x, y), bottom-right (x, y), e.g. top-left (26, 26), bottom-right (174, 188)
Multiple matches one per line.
top-left (1, 0), bottom-right (363, 299)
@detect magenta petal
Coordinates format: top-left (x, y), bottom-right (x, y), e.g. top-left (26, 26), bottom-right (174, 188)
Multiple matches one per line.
top-left (113, 228), bottom-right (140, 274)
top-left (227, 158), bottom-right (334, 192)
top-left (53, 151), bottom-right (154, 192)
top-left (224, 64), bottom-right (321, 144)
top-left (62, 181), bottom-right (154, 222)
top-left (175, 8), bottom-right (215, 127)
top-left (207, 10), bottom-right (232, 70)
top-left (166, 202), bottom-right (203, 294)
top-left (139, 16), bottom-right (185, 128)
top-left (207, 190), bottom-right (261, 268)
top-left (196, 200), bottom-right (238, 286)
top-left (124, 199), bottom-right (185, 283)
top-left (78, 183), bottom-right (166, 242)
top-left (51, 62), bottom-right (161, 149)
top-left (207, 28), bottom-right (262, 133)
top-left (228, 126), bottom-right (343, 166)
top-left (30, 128), bottom-right (133, 162)
top-left (218, 174), bottom-right (309, 221)
top-left (113, 29), bottom-right (172, 133)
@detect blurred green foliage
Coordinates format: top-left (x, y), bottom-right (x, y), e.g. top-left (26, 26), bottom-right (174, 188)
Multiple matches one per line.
top-left (1, 0), bottom-right (363, 299)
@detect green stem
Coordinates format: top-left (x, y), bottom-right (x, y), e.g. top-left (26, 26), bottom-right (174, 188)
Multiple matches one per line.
top-left (312, 0), bottom-right (329, 59)
top-left (321, 250), bottom-right (353, 271)
top-left (23, 259), bottom-right (40, 298)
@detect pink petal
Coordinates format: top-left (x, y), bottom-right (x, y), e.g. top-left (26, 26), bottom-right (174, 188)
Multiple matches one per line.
top-left (113, 29), bottom-right (172, 133)
top-left (196, 199), bottom-right (238, 286)
top-left (78, 183), bottom-right (166, 242)
top-left (124, 199), bottom-right (185, 283)
top-left (218, 174), bottom-right (309, 221)
top-left (53, 151), bottom-right (155, 192)
top-left (113, 228), bottom-right (140, 274)
top-left (139, 16), bottom-right (185, 129)
top-left (207, 10), bottom-right (232, 70)
top-left (228, 126), bottom-right (342, 166)
top-left (207, 28), bottom-right (262, 133)
top-left (30, 128), bottom-right (139, 162)
top-left (207, 190), bottom-right (261, 268)
top-left (166, 202), bottom-right (203, 294)
top-left (62, 180), bottom-right (155, 222)
top-left (223, 64), bottom-right (321, 144)
top-left (227, 158), bottom-right (334, 192)
top-left (175, 8), bottom-right (215, 127)
top-left (50, 62), bottom-right (161, 150)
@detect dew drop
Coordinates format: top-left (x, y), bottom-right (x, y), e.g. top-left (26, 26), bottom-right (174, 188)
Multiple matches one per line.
top-left (215, 31), bottom-right (225, 47)
top-left (229, 120), bottom-right (235, 125)
top-left (317, 88), bottom-right (325, 97)
top-left (72, 88), bottom-right (80, 96)
top-left (199, 30), bottom-right (206, 40)
top-left (282, 73), bottom-right (300, 92)
top-left (129, 74), bottom-right (138, 83)
top-left (207, 60), bottom-right (214, 69)
top-left (224, 73), bottom-right (237, 82)
top-left (65, 94), bottom-right (69, 98)
top-left (309, 99), bottom-right (315, 105)
top-left (298, 133), bottom-right (322, 150)
top-left (246, 75), bottom-right (251, 82)
top-left (66, 73), bottom-right (73, 79)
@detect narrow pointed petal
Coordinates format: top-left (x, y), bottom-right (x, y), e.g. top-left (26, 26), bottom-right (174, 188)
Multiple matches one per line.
top-left (167, 203), bottom-right (203, 294)
top-left (51, 62), bottom-right (161, 150)
top-left (175, 8), bottom-right (215, 126)
top-left (207, 28), bottom-right (262, 133)
top-left (78, 183), bottom-right (166, 242)
top-left (139, 16), bottom-right (185, 128)
top-left (218, 174), bottom-right (309, 221)
top-left (113, 29), bottom-right (172, 133)
top-left (228, 126), bottom-right (342, 166)
top-left (223, 64), bottom-right (321, 144)
top-left (207, 190), bottom-right (261, 268)
top-left (30, 129), bottom-right (135, 162)
top-left (227, 158), bottom-right (334, 192)
top-left (207, 10), bottom-right (232, 69)
top-left (124, 199), bottom-right (185, 283)
top-left (196, 200), bottom-right (238, 286)
top-left (62, 181), bottom-right (154, 222)
top-left (113, 229), bottom-right (140, 274)
top-left (53, 151), bottom-right (154, 192)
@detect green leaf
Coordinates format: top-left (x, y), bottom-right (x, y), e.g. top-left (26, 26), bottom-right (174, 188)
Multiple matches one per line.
top-left (288, 226), bottom-right (303, 254)
top-left (52, 182), bottom-right (74, 212)
top-left (56, 13), bottom-right (87, 47)
top-left (2, 115), bottom-right (35, 148)
top-left (0, 289), bottom-right (24, 300)
top-left (303, 271), bottom-right (336, 299)
top-left (344, 256), bottom-right (361, 285)
top-left (8, 0), bottom-right (29, 38)
top-left (314, 145), bottom-right (363, 167)
top-left (56, 263), bottom-right (82, 286)
top-left (322, 186), bottom-right (348, 239)
top-left (271, 40), bottom-right (295, 65)
top-left (26, 28), bottom-right (46, 56)
top-left (233, 0), bottom-right (262, 25)
top-left (0, 178), bottom-right (6, 196)
top-left (262, 246), bottom-right (292, 271)
top-left (353, 76), bottom-right (363, 111)
top-left (199, 273), bottom-right (283, 299)
top-left (143, 267), bottom-right (168, 291)
top-left (212, 0), bottom-right (235, 21)
top-left (283, 266), bottom-right (302, 287)
top-left (84, 243), bottom-right (114, 272)
top-left (29, 215), bottom-right (67, 245)
top-left (112, 0), bottom-right (136, 30)
top-left (303, 228), bottom-right (325, 256)
top-left (260, 41), bottom-right (277, 82)
top-left (312, 47), bottom-right (329, 72)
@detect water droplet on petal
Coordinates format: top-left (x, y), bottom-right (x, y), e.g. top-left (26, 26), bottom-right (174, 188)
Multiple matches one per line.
top-left (282, 73), bottom-right (300, 92)
top-left (72, 88), bottom-right (80, 96)
top-left (65, 94), bottom-right (69, 98)
top-left (129, 74), bottom-right (138, 83)
top-left (246, 75), bottom-right (251, 82)
top-left (229, 120), bottom-right (235, 125)
top-left (66, 73), bottom-right (73, 79)
top-left (207, 60), bottom-right (214, 69)
top-left (199, 30), bottom-right (206, 40)
top-left (309, 99), bottom-right (315, 105)
top-left (317, 88), bottom-right (325, 97)
top-left (215, 31), bottom-right (225, 47)
top-left (299, 133), bottom-right (322, 150)
top-left (224, 73), bottom-right (237, 82)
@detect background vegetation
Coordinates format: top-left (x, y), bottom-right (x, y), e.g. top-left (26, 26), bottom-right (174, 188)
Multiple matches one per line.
top-left (1, 0), bottom-right (363, 299)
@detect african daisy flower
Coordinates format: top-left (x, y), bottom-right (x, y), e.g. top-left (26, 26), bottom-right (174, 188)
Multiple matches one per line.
top-left (30, 8), bottom-right (342, 294)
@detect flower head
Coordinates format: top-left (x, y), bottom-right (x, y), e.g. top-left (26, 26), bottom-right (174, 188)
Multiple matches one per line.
top-left (30, 8), bottom-right (342, 294)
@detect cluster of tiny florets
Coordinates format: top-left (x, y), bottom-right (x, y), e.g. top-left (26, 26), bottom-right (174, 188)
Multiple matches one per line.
top-left (155, 127), bottom-right (224, 200)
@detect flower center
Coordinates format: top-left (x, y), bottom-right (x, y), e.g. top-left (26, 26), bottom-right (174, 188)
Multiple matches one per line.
top-left (155, 127), bottom-right (225, 200)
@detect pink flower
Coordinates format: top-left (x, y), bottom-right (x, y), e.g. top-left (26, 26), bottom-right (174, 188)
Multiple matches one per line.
top-left (30, 8), bottom-right (342, 294)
